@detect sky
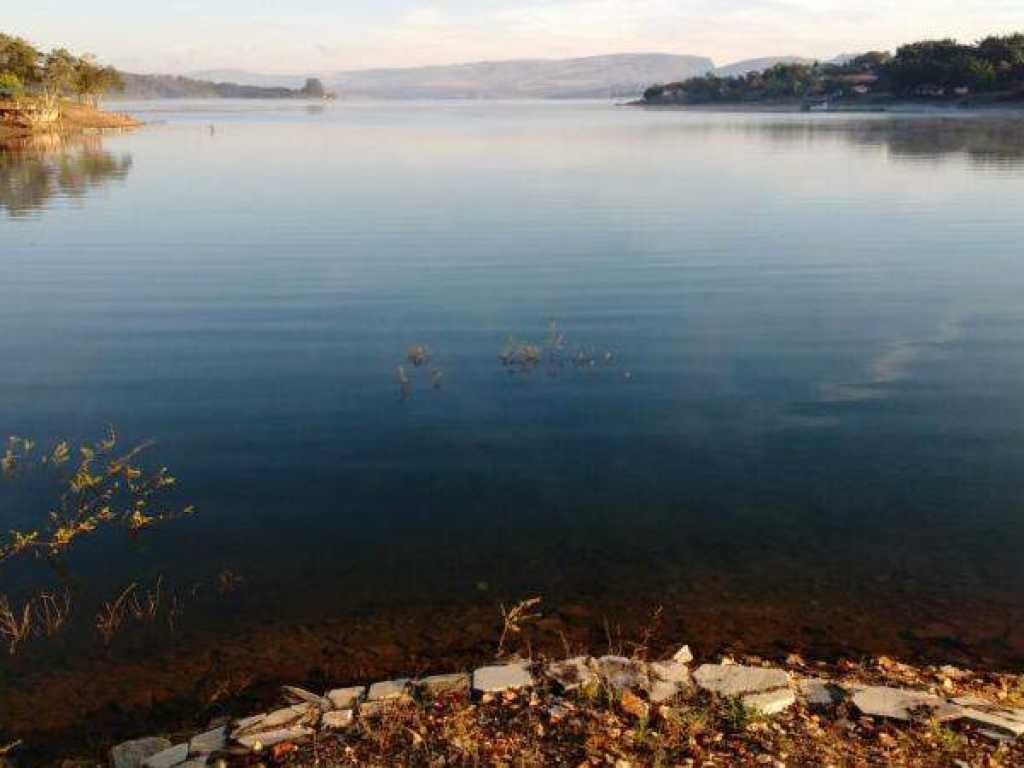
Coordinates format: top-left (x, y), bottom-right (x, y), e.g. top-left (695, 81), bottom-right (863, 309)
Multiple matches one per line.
top-left (8, 0), bottom-right (1024, 75)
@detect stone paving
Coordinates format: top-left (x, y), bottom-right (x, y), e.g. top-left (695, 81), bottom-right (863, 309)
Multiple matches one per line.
top-left (106, 646), bottom-right (1024, 768)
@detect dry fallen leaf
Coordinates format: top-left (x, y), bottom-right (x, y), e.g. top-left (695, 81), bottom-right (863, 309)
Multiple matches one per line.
top-left (271, 741), bottom-right (298, 760)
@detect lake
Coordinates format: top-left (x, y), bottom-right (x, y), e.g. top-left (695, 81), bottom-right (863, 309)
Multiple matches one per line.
top-left (2, 100), bottom-right (1024, 749)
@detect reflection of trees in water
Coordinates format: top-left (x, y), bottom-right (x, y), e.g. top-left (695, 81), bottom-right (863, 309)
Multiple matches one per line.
top-left (0, 134), bottom-right (133, 216)
top-left (748, 117), bottom-right (1024, 168)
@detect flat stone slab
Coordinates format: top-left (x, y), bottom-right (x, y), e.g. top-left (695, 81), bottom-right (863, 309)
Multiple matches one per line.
top-left (592, 656), bottom-right (650, 692)
top-left (693, 664), bottom-right (790, 697)
top-left (326, 686), bottom-right (365, 710)
top-left (951, 697), bottom-right (1024, 738)
top-left (110, 738), bottom-right (173, 768)
top-left (650, 660), bottom-right (691, 685)
top-left (743, 688), bottom-right (796, 716)
top-left (546, 657), bottom-right (597, 692)
top-left (322, 709), bottom-right (355, 730)
top-left (417, 673), bottom-right (470, 697)
top-left (367, 678), bottom-right (411, 701)
top-left (798, 678), bottom-right (842, 707)
top-left (235, 726), bottom-right (314, 750)
top-left (188, 726), bottom-right (226, 756)
top-left (282, 685), bottom-right (330, 709)
top-left (849, 686), bottom-right (962, 722)
top-left (232, 704), bottom-right (313, 738)
top-left (141, 743), bottom-right (188, 768)
top-left (473, 662), bottom-right (534, 693)
top-left (648, 660), bottom-right (692, 703)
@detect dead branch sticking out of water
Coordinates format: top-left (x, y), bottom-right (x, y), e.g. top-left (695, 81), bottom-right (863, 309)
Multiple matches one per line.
top-left (96, 583), bottom-right (137, 645)
top-left (0, 595), bottom-right (32, 655)
top-left (397, 343), bottom-right (445, 398)
top-left (36, 589), bottom-right (72, 637)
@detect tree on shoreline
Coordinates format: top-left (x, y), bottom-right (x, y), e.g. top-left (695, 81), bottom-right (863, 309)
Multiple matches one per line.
top-left (0, 33), bottom-right (40, 88)
top-left (1, 32), bottom-right (123, 105)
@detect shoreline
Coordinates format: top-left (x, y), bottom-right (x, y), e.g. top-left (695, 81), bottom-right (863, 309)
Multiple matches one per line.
top-left (624, 98), bottom-right (1024, 115)
top-left (39, 644), bottom-right (1024, 767)
top-left (0, 101), bottom-right (139, 143)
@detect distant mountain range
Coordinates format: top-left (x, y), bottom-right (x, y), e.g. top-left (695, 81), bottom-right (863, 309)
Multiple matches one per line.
top-left (118, 53), bottom-right (854, 100)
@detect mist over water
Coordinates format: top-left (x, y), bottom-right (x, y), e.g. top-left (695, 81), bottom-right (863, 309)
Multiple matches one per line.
top-left (2, 100), bottom-right (1024, 744)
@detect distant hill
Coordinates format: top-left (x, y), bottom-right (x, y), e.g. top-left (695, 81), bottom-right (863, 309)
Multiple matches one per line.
top-left (325, 54), bottom-right (714, 99)
top-left (118, 55), bottom-right (713, 100)
top-left (713, 56), bottom-right (816, 77)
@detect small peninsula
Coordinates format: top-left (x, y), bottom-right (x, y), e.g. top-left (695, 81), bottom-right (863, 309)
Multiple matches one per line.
top-left (1, 33), bottom-right (137, 140)
top-left (641, 33), bottom-right (1024, 109)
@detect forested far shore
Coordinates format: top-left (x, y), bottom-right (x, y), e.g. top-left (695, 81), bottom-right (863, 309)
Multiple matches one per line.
top-left (643, 33), bottom-right (1024, 106)
top-left (115, 72), bottom-right (330, 100)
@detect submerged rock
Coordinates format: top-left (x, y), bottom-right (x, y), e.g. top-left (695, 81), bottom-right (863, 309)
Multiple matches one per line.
top-left (109, 738), bottom-right (172, 768)
top-left (693, 664), bottom-right (790, 697)
top-left (472, 662), bottom-right (534, 693)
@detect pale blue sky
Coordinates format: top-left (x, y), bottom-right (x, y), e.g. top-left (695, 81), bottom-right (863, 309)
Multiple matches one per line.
top-left (9, 1), bottom-right (1024, 74)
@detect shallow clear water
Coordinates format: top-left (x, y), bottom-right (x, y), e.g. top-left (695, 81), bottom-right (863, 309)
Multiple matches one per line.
top-left (2, 100), bottom-right (1024, 744)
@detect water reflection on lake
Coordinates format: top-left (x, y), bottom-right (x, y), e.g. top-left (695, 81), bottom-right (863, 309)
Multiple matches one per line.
top-left (0, 133), bottom-right (132, 217)
top-left (1, 102), bottom-right (1024, 753)
top-left (746, 115), bottom-right (1024, 168)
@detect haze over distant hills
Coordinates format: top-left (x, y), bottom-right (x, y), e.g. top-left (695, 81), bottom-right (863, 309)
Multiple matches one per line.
top-left (119, 52), bottom-right (852, 100)
top-left (325, 53), bottom-right (713, 99)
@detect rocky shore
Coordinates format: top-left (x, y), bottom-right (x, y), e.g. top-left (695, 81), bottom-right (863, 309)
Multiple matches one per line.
top-left (68, 648), bottom-right (1024, 767)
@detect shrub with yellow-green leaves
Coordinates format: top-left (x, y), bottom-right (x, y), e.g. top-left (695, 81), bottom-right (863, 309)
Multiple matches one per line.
top-left (0, 427), bottom-right (194, 565)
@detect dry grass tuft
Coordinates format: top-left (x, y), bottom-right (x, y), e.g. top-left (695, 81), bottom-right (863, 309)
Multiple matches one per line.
top-left (497, 596), bottom-right (543, 658)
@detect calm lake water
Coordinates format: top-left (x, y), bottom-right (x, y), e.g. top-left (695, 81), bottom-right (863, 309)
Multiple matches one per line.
top-left (2, 100), bottom-right (1024, 747)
